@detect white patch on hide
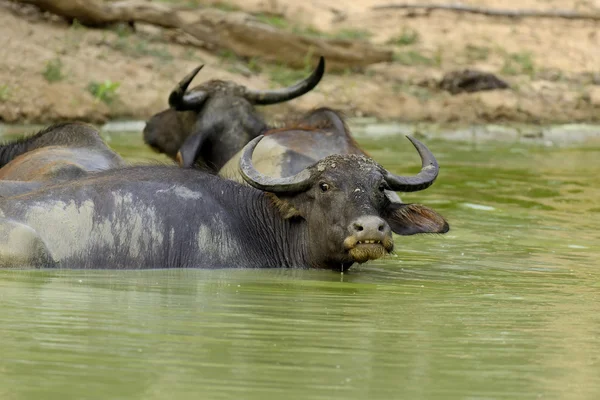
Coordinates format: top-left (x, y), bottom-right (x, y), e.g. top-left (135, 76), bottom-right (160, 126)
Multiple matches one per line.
top-left (0, 218), bottom-right (50, 267)
top-left (156, 185), bottom-right (202, 200)
top-left (169, 227), bottom-right (175, 249)
top-left (22, 191), bottom-right (164, 261)
top-left (196, 214), bottom-right (241, 260)
top-left (173, 186), bottom-right (202, 200)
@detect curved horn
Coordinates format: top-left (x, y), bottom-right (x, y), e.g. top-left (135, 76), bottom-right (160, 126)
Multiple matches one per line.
top-left (384, 136), bottom-right (440, 192)
top-left (239, 136), bottom-right (316, 193)
top-left (168, 65), bottom-right (209, 111)
top-left (243, 56), bottom-right (325, 105)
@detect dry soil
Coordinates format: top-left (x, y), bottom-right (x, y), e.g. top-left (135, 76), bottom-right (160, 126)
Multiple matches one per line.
top-left (0, 0), bottom-right (599, 126)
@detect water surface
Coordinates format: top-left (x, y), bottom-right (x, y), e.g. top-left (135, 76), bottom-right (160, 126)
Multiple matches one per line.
top-left (1, 128), bottom-right (599, 399)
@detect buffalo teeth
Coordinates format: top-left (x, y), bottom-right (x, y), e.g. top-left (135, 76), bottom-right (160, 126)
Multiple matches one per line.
top-left (357, 240), bottom-right (382, 244)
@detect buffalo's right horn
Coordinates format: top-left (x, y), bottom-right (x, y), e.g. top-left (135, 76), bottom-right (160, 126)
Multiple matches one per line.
top-left (242, 56), bottom-right (325, 105)
top-left (383, 136), bottom-right (440, 192)
top-left (239, 136), bottom-right (316, 193)
top-left (168, 64), bottom-right (209, 111)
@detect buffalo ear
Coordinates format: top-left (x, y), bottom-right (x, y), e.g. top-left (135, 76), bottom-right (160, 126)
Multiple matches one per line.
top-left (384, 189), bottom-right (402, 204)
top-left (384, 203), bottom-right (449, 235)
top-left (266, 193), bottom-right (303, 219)
top-left (177, 131), bottom-right (207, 168)
top-left (177, 123), bottom-right (223, 168)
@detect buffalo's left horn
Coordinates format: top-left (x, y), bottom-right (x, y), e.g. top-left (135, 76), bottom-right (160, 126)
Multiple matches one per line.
top-left (242, 56), bottom-right (325, 105)
top-left (383, 136), bottom-right (439, 192)
top-left (239, 136), bottom-right (316, 193)
top-left (168, 64), bottom-right (209, 111)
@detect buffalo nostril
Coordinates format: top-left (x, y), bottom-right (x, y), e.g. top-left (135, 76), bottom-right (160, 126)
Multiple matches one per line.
top-left (350, 216), bottom-right (388, 237)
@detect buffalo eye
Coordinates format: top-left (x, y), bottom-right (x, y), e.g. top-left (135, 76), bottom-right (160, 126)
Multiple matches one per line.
top-left (319, 182), bottom-right (330, 192)
top-left (378, 183), bottom-right (386, 192)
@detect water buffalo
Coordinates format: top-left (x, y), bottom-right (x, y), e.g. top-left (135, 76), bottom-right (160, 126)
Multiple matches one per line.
top-left (219, 107), bottom-right (403, 203)
top-left (220, 107), bottom-right (364, 180)
top-left (143, 57), bottom-right (325, 171)
top-left (0, 135), bottom-right (448, 270)
top-left (0, 122), bottom-right (125, 197)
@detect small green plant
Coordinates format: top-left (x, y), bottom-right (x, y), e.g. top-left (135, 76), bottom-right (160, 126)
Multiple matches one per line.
top-left (255, 13), bottom-right (288, 29)
top-left (537, 68), bottom-right (565, 82)
top-left (42, 58), bottom-right (65, 83)
top-left (501, 52), bottom-right (535, 76)
top-left (111, 37), bottom-right (173, 62)
top-left (246, 57), bottom-right (262, 73)
top-left (135, 40), bottom-right (173, 61)
top-left (226, 65), bottom-right (242, 75)
top-left (393, 50), bottom-right (435, 66)
top-left (97, 50), bottom-right (108, 61)
top-left (0, 84), bottom-right (10, 102)
top-left (388, 27), bottom-right (419, 46)
top-left (87, 80), bottom-right (120, 104)
top-left (268, 65), bottom-right (312, 87)
top-left (577, 89), bottom-right (591, 105)
top-left (212, 1), bottom-right (241, 12)
top-left (218, 49), bottom-right (238, 62)
top-left (331, 29), bottom-right (372, 41)
top-left (391, 82), bottom-right (404, 94)
top-left (183, 48), bottom-right (199, 61)
top-left (391, 82), bottom-right (433, 102)
top-left (111, 37), bottom-right (129, 53)
top-left (292, 25), bottom-right (323, 38)
top-left (70, 18), bottom-right (85, 31)
top-left (433, 46), bottom-right (443, 67)
top-left (409, 86), bottom-right (434, 102)
top-left (112, 23), bottom-right (133, 38)
top-left (65, 19), bottom-right (86, 50)
top-left (464, 45), bottom-right (490, 62)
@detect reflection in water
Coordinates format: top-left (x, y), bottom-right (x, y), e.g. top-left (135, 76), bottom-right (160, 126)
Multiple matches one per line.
top-left (0, 132), bottom-right (599, 399)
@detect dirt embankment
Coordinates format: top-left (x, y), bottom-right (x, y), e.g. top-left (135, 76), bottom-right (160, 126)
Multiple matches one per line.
top-left (0, 0), bottom-right (599, 126)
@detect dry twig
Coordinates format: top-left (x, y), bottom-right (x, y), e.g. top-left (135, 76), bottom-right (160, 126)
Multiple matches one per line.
top-left (371, 3), bottom-right (600, 21)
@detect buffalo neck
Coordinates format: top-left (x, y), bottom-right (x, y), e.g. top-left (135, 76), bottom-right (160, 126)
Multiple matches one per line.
top-left (231, 187), bottom-right (313, 268)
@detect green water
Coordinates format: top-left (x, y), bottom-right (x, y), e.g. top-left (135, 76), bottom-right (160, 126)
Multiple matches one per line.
top-left (1, 130), bottom-right (599, 399)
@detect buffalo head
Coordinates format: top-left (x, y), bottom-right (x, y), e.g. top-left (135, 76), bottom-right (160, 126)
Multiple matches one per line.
top-left (143, 57), bottom-right (325, 172)
top-left (220, 107), bottom-right (406, 204)
top-left (239, 135), bottom-right (449, 270)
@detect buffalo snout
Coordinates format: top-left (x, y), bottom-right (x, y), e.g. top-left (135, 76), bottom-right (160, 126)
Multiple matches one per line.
top-left (349, 216), bottom-right (389, 239)
top-left (344, 216), bottom-right (394, 263)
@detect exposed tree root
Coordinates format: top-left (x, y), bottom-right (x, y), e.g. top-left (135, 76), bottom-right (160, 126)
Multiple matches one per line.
top-left (372, 3), bottom-right (600, 21)
top-left (13, 0), bottom-right (393, 71)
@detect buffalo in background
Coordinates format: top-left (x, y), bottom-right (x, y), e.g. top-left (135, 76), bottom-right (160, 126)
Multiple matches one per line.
top-left (143, 57), bottom-right (325, 171)
top-left (0, 122), bottom-right (125, 197)
top-left (143, 57), bottom-right (404, 202)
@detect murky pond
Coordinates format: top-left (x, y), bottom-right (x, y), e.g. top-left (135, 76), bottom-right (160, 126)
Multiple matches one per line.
top-left (1, 126), bottom-right (599, 399)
